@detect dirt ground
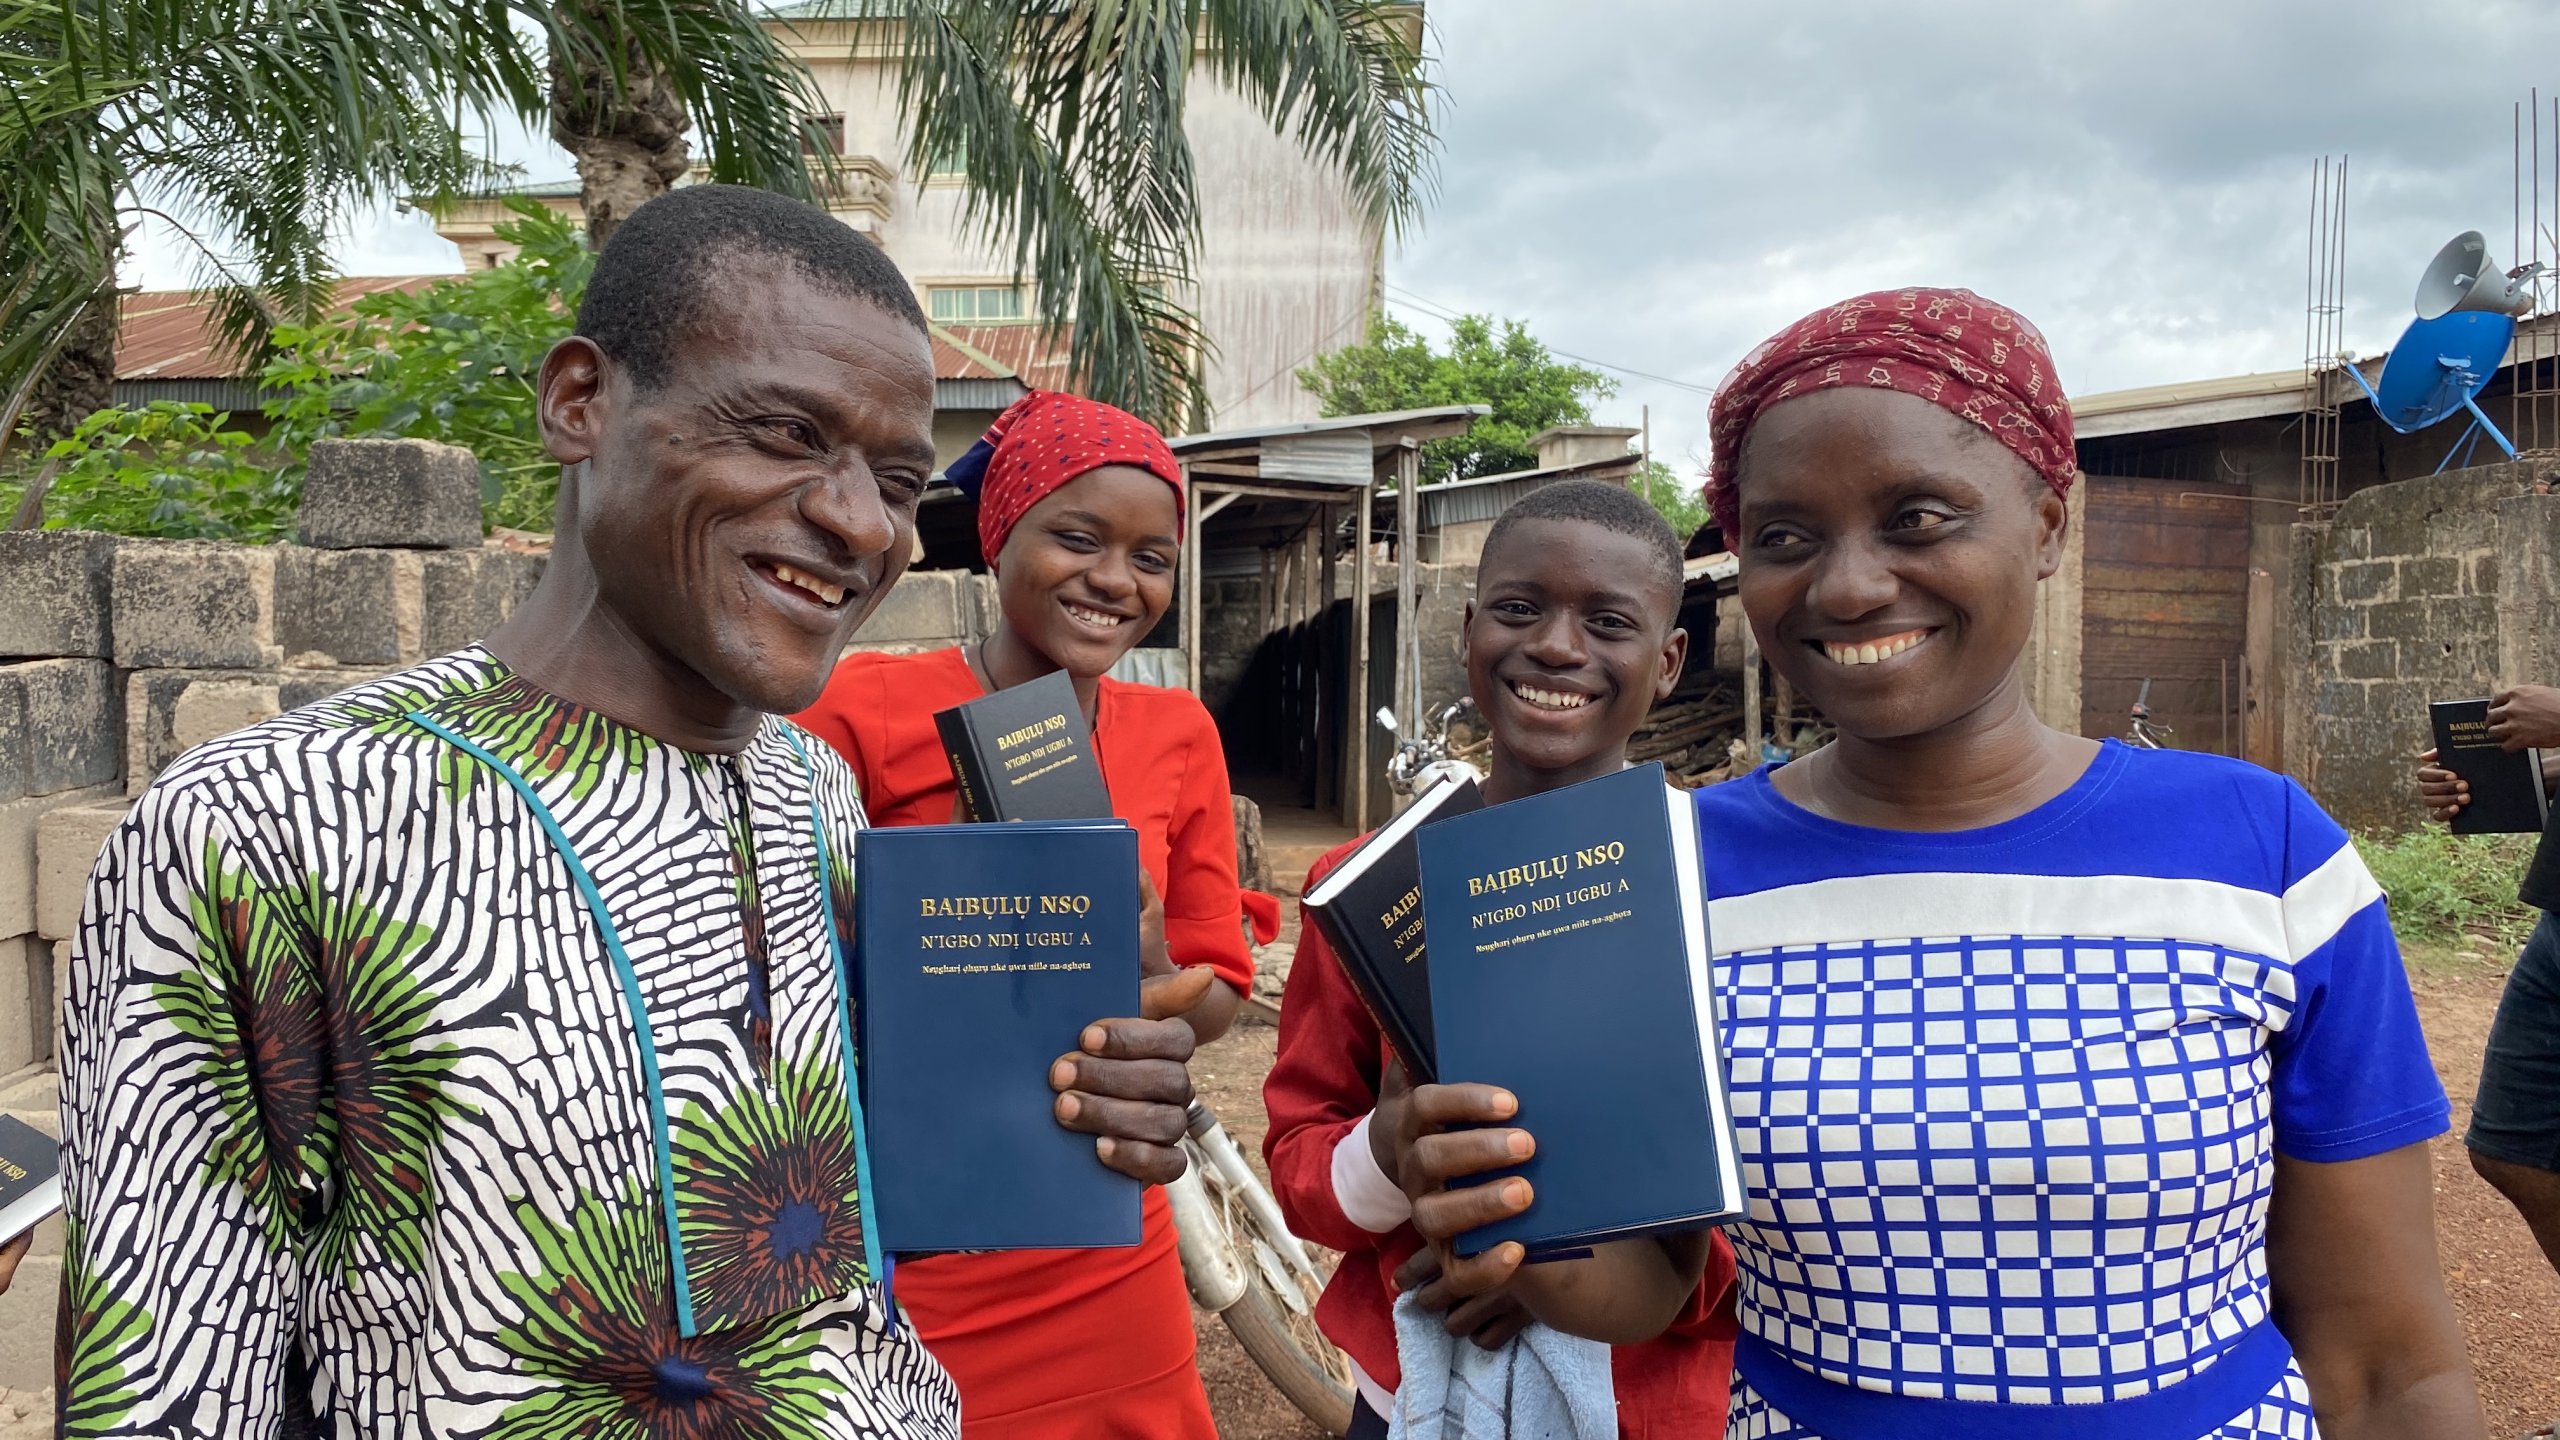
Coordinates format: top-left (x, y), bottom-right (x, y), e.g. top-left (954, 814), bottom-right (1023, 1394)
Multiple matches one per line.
top-left (1193, 946), bottom-right (2560, 1440)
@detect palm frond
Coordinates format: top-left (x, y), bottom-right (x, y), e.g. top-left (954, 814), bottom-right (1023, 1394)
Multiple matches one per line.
top-left (868, 0), bottom-right (1434, 428)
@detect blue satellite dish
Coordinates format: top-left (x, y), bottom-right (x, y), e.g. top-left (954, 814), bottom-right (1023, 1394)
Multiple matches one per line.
top-left (2338, 309), bottom-right (2519, 472)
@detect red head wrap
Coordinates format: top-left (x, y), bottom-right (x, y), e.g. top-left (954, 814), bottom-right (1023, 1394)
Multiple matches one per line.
top-left (945, 390), bottom-right (1184, 568)
top-left (1705, 287), bottom-right (2078, 547)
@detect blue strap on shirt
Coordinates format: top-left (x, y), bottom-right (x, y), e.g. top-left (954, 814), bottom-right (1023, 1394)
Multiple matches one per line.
top-left (408, 711), bottom-right (891, 1338)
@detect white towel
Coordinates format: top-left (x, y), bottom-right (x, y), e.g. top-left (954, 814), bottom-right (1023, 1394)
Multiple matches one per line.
top-left (1384, 1288), bottom-right (1618, 1440)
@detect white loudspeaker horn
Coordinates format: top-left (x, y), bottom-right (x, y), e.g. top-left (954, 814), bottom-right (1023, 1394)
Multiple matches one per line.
top-left (2416, 230), bottom-right (2544, 319)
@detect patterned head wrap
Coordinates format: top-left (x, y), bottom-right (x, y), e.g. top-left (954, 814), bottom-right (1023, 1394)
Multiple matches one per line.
top-left (1705, 287), bottom-right (2078, 547)
top-left (944, 391), bottom-right (1184, 568)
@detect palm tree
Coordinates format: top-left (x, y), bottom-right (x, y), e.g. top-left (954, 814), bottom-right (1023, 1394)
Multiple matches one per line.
top-left (0, 0), bottom-right (825, 474)
top-left (867, 0), bottom-right (1436, 430)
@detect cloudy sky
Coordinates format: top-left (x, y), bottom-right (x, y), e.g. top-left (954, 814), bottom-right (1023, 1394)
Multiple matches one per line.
top-left (129, 0), bottom-right (2560, 474)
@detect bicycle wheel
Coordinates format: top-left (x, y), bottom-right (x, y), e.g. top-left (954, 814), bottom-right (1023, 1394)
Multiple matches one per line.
top-left (1220, 1263), bottom-right (1356, 1437)
top-left (1192, 1140), bottom-right (1356, 1436)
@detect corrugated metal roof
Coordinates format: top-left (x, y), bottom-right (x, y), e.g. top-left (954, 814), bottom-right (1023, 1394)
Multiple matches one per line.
top-left (927, 323), bottom-right (1073, 388)
top-left (1414, 453), bottom-right (1642, 530)
top-left (115, 278), bottom-right (441, 381)
top-left (1170, 404), bottom-right (1490, 460)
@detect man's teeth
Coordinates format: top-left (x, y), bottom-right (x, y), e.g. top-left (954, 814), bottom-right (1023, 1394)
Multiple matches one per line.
top-left (1512, 682), bottom-right (1590, 711)
top-left (1822, 630), bottom-right (1928, 666)
top-left (1065, 603), bottom-right (1127, 629)
top-left (770, 563), bottom-right (846, 607)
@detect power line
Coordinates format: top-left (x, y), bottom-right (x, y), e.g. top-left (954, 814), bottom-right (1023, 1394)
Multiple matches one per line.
top-left (1383, 284), bottom-right (1719, 396)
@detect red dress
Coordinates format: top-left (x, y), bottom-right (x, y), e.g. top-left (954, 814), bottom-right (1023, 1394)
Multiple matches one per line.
top-left (1264, 838), bottom-right (1742, 1435)
top-left (797, 647), bottom-right (1254, 1439)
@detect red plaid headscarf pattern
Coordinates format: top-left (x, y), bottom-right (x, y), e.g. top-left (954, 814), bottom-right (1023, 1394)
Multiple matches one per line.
top-left (1705, 287), bottom-right (2078, 547)
top-left (945, 390), bottom-right (1184, 568)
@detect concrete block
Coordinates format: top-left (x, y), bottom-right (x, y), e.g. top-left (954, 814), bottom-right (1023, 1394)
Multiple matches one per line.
top-left (35, 797), bottom-right (130, 942)
top-left (275, 547), bottom-right (415, 667)
top-left (0, 1253), bottom-right (58, 1390)
top-left (967, 574), bottom-right (1001, 641)
top-left (0, 529), bottom-right (115, 658)
top-left (49, 939), bottom-right (67, 1063)
top-left (2398, 555), bottom-right (2460, 599)
top-left (297, 438), bottom-right (481, 550)
top-left (0, 660), bottom-right (121, 802)
top-left (171, 679), bottom-right (283, 754)
top-left (2338, 642), bottom-right (2400, 681)
top-left (855, 568), bottom-right (967, 644)
top-left (0, 784), bottom-right (121, 941)
top-left (0, 935), bottom-right (36, 1073)
top-left (0, 676), bottom-right (23, 806)
top-left (111, 540), bottom-right (279, 670)
top-left (2332, 527), bottom-right (2371, 562)
top-left (121, 668), bottom-right (373, 793)
top-left (420, 549), bottom-right (545, 655)
top-left (2366, 600), bottom-right (2434, 644)
top-left (2334, 561), bottom-right (2396, 604)
top-left (2314, 603), bottom-right (2366, 643)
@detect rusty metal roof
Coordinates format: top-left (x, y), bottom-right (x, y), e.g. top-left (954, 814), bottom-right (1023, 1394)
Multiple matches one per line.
top-left (115, 278), bottom-right (441, 381)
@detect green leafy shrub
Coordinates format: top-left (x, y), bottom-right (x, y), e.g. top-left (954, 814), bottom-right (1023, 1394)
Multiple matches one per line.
top-left (19, 402), bottom-right (293, 541)
top-left (262, 201), bottom-right (592, 532)
top-left (2357, 825), bottom-right (2542, 949)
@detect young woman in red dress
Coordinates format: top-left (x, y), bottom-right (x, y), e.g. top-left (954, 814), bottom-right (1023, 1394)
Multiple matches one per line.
top-left (796, 390), bottom-right (1258, 1439)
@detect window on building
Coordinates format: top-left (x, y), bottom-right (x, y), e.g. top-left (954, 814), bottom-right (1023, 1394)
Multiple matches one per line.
top-left (925, 136), bottom-right (967, 178)
top-left (928, 285), bottom-right (1027, 324)
top-left (803, 113), bottom-right (845, 157)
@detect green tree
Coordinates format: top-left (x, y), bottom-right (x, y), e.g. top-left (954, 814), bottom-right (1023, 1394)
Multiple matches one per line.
top-left (1298, 312), bottom-right (1613, 485)
top-left (0, 0), bottom-right (824, 487)
top-left (262, 202), bottom-right (593, 530)
top-left (1633, 458), bottom-right (1712, 549)
top-left (864, 0), bottom-right (1436, 430)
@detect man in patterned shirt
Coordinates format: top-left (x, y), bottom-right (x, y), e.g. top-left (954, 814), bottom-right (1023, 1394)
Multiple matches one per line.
top-left (50, 184), bottom-right (1209, 1437)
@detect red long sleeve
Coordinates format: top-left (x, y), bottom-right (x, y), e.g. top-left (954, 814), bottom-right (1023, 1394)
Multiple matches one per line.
top-left (1153, 700), bottom-right (1255, 995)
top-left (1264, 843), bottom-right (1416, 1389)
top-left (1265, 852), bottom-right (1744, 1431)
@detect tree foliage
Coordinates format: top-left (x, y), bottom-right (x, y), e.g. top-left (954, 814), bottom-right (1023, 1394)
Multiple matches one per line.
top-left (0, 0), bottom-right (824, 466)
top-left (5, 401), bottom-right (289, 540)
top-left (4, 204), bottom-right (584, 539)
top-left (1300, 311), bottom-right (1708, 538)
top-left (1298, 312), bottom-right (1613, 484)
top-left (262, 202), bottom-right (592, 530)
top-left (867, 0), bottom-right (1436, 430)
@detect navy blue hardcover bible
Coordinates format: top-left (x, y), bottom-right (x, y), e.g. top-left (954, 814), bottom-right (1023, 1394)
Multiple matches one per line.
top-left (1415, 761), bottom-right (1744, 1259)
top-left (854, 819), bottom-right (1144, 1253)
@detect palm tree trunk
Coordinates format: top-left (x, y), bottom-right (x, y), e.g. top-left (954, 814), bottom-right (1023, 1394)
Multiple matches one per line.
top-left (549, 2), bottom-right (693, 249)
top-left (20, 284), bottom-right (118, 446)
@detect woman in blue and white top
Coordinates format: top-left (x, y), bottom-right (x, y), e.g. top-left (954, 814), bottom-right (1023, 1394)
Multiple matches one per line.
top-left (1389, 288), bottom-right (2486, 1440)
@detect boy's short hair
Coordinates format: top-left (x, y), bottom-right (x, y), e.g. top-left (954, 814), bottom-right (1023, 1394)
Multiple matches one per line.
top-left (1478, 479), bottom-right (1686, 599)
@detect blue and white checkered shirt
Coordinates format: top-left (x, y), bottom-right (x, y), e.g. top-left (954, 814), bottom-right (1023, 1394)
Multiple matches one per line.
top-left (1694, 743), bottom-right (2447, 1440)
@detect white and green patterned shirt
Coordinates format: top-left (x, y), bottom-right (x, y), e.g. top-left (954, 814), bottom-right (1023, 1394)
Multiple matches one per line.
top-left (57, 647), bottom-right (958, 1438)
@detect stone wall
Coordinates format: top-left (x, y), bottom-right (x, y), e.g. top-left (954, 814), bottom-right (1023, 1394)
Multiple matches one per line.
top-left (2284, 461), bottom-right (2550, 830)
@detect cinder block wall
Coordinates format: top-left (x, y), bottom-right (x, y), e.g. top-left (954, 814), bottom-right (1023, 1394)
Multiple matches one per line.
top-left (0, 444), bottom-right (1004, 1058)
top-left (2284, 461), bottom-right (2555, 831)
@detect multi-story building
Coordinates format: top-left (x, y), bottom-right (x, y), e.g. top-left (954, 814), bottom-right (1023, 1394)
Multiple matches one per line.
top-left (428, 2), bottom-right (1407, 459)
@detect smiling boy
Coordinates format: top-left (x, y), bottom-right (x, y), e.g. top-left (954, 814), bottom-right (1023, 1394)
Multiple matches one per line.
top-left (1264, 479), bottom-right (1737, 1438)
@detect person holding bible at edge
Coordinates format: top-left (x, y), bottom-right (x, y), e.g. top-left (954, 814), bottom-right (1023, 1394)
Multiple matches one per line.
top-left (45, 185), bottom-right (1205, 1437)
top-left (1265, 479), bottom-right (1739, 1438)
top-left (796, 389), bottom-right (1264, 1439)
top-left (2415, 685), bottom-right (2560, 1299)
top-left (1391, 288), bottom-right (2486, 1439)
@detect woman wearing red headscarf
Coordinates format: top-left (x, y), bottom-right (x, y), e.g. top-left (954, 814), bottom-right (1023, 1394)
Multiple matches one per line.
top-left (797, 390), bottom-right (1261, 1439)
top-left (1388, 289), bottom-right (2487, 1438)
